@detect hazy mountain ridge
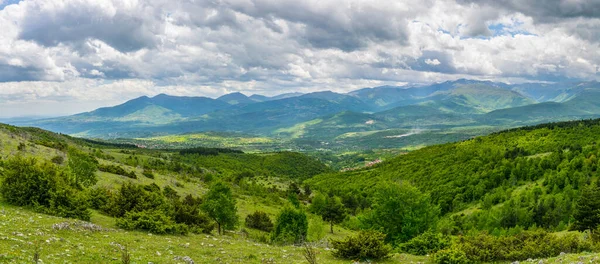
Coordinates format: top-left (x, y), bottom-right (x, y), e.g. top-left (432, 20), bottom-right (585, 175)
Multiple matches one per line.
top-left (14, 80), bottom-right (600, 141)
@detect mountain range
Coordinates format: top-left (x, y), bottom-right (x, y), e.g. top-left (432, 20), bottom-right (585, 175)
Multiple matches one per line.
top-left (13, 79), bottom-right (600, 148)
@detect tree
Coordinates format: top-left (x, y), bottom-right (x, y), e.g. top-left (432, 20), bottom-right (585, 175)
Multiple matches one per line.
top-left (360, 182), bottom-right (439, 244)
top-left (67, 148), bottom-right (98, 188)
top-left (309, 192), bottom-right (327, 215)
top-left (271, 206), bottom-right (308, 245)
top-left (321, 196), bottom-right (346, 233)
top-left (573, 180), bottom-right (600, 232)
top-left (201, 182), bottom-right (238, 235)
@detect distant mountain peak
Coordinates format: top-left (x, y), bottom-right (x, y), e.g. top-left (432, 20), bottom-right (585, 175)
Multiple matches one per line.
top-left (217, 92), bottom-right (253, 105)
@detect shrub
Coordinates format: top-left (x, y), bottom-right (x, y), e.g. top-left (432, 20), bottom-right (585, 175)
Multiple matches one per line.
top-left (431, 248), bottom-right (471, 264)
top-left (0, 157), bottom-right (90, 220)
top-left (456, 230), bottom-right (593, 262)
top-left (104, 183), bottom-right (169, 218)
top-left (271, 206), bottom-right (308, 245)
top-left (116, 210), bottom-right (188, 235)
top-left (142, 169), bottom-right (155, 179)
top-left (98, 164), bottom-right (137, 179)
top-left (399, 231), bottom-right (451, 255)
top-left (51, 155), bottom-right (64, 165)
top-left (245, 211), bottom-right (274, 232)
top-left (46, 188), bottom-right (91, 221)
top-left (174, 195), bottom-right (214, 234)
top-left (331, 230), bottom-right (391, 261)
top-left (307, 216), bottom-right (327, 242)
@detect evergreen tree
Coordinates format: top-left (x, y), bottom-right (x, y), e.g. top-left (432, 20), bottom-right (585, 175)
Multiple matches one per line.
top-left (201, 182), bottom-right (238, 235)
top-left (573, 180), bottom-right (600, 231)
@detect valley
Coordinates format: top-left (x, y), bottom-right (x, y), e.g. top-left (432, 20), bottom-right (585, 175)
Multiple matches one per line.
top-left (13, 80), bottom-right (600, 157)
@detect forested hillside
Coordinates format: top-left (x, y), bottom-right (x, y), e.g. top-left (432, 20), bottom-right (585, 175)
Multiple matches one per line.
top-left (309, 119), bottom-right (600, 231)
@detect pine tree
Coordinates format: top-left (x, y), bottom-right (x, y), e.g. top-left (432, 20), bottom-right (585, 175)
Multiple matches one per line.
top-left (573, 180), bottom-right (600, 232)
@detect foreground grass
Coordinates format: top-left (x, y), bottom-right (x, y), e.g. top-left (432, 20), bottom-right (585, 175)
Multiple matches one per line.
top-left (0, 202), bottom-right (428, 263)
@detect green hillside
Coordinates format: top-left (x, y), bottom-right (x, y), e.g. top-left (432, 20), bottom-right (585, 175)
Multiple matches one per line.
top-left (0, 125), bottom-right (384, 263)
top-left (308, 119), bottom-right (600, 222)
top-left (3, 122), bottom-right (600, 263)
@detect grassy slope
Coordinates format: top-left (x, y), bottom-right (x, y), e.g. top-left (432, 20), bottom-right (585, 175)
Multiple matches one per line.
top-left (0, 124), bottom-right (430, 263)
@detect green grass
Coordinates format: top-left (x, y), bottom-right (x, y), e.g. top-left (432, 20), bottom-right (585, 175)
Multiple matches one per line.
top-left (0, 202), bottom-right (427, 263)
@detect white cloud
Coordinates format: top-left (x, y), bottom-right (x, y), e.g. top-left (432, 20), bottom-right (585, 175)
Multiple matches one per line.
top-left (1, 0), bottom-right (600, 117)
top-left (425, 59), bottom-right (441, 66)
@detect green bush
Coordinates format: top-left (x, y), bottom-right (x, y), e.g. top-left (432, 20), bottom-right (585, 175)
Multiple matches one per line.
top-left (174, 195), bottom-right (214, 234)
top-left (245, 211), bottom-right (274, 232)
top-left (98, 164), bottom-right (137, 179)
top-left (271, 206), bottom-right (308, 245)
top-left (46, 188), bottom-right (91, 221)
top-left (104, 183), bottom-right (169, 218)
top-left (87, 187), bottom-right (112, 210)
top-left (51, 155), bottom-right (64, 165)
top-left (399, 231), bottom-right (451, 255)
top-left (456, 230), bottom-right (593, 262)
top-left (116, 210), bottom-right (188, 235)
top-left (142, 169), bottom-right (155, 179)
top-left (331, 230), bottom-right (392, 261)
top-left (431, 248), bottom-right (471, 264)
top-left (0, 156), bottom-right (90, 220)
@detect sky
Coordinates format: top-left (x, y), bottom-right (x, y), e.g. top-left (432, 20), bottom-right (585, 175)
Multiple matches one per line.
top-left (1, 0), bottom-right (600, 117)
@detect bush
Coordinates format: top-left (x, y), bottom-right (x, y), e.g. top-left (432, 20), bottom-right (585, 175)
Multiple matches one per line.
top-left (431, 248), bottom-right (471, 264)
top-left (98, 164), bottom-right (137, 179)
top-left (142, 169), bottom-right (155, 179)
top-left (245, 211), bottom-right (274, 232)
top-left (399, 231), bottom-right (451, 255)
top-left (174, 195), bottom-right (214, 234)
top-left (51, 155), bottom-right (64, 165)
top-left (331, 230), bottom-right (391, 261)
top-left (456, 230), bottom-right (593, 262)
top-left (87, 187), bottom-right (112, 210)
top-left (116, 210), bottom-right (188, 235)
top-left (0, 157), bottom-right (90, 220)
top-left (271, 207), bottom-right (308, 245)
top-left (307, 215), bottom-right (327, 242)
top-left (104, 183), bottom-right (169, 218)
top-left (46, 188), bottom-right (91, 221)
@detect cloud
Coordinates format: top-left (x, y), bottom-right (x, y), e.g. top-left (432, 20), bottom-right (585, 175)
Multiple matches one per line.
top-left (458, 0), bottom-right (600, 22)
top-left (0, 0), bottom-right (600, 117)
top-left (17, 0), bottom-right (163, 52)
top-left (425, 59), bottom-right (441, 66)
